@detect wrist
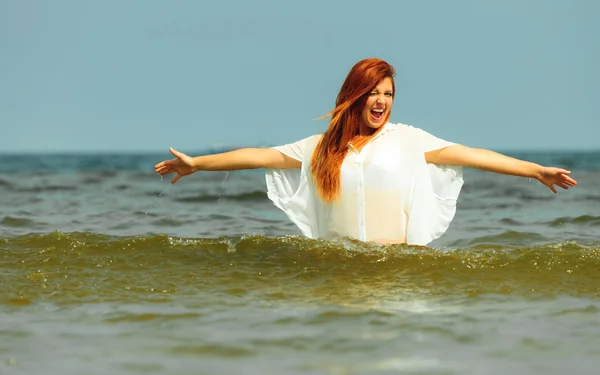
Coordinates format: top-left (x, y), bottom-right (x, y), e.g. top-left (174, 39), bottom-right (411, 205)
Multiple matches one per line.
top-left (532, 164), bottom-right (545, 180)
top-left (191, 156), bottom-right (202, 172)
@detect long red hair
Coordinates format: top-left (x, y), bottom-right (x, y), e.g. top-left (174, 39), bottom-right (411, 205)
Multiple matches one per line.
top-left (311, 58), bottom-right (396, 202)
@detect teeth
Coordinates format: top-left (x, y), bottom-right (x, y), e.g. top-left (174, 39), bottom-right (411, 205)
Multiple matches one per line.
top-left (373, 109), bottom-right (384, 112)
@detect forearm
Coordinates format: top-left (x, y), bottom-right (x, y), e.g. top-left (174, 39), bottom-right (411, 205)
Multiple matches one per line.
top-left (192, 148), bottom-right (297, 171)
top-left (192, 148), bottom-right (265, 171)
top-left (463, 148), bottom-right (542, 178)
top-left (428, 145), bottom-right (544, 179)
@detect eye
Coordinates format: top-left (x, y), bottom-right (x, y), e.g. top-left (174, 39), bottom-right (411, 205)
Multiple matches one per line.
top-left (385, 93), bottom-right (393, 97)
top-left (369, 92), bottom-right (377, 96)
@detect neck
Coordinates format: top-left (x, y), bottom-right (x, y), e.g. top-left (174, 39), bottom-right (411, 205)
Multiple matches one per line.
top-left (358, 121), bottom-right (386, 137)
top-left (358, 125), bottom-right (376, 137)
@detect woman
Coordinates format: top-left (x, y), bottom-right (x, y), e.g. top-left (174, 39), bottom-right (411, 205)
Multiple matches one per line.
top-left (154, 58), bottom-right (576, 245)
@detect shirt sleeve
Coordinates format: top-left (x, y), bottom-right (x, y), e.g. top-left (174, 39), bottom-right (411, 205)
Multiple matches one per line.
top-left (272, 136), bottom-right (307, 161)
top-left (406, 128), bottom-right (464, 246)
top-left (420, 128), bottom-right (457, 152)
top-left (265, 135), bottom-right (320, 239)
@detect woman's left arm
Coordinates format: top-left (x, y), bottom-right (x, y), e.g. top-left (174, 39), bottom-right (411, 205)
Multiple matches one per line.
top-left (425, 145), bottom-right (577, 193)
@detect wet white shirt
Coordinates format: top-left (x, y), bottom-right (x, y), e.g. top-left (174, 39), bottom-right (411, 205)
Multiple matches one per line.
top-left (265, 123), bottom-right (464, 246)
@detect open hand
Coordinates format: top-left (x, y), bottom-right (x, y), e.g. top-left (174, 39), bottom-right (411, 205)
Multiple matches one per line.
top-left (154, 147), bottom-right (196, 184)
top-left (537, 167), bottom-right (577, 193)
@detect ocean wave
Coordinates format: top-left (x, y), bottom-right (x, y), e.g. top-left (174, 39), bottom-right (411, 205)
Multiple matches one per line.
top-left (19, 185), bottom-right (78, 193)
top-left (2, 230), bottom-right (599, 265)
top-left (173, 191), bottom-right (267, 203)
top-left (1, 231), bottom-right (599, 306)
top-left (547, 215), bottom-right (600, 227)
top-left (0, 216), bottom-right (38, 228)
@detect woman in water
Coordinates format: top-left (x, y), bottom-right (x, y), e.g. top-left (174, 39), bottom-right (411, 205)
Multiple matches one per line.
top-left (154, 58), bottom-right (576, 245)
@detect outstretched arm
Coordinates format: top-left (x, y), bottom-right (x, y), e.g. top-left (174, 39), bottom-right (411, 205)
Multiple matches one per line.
top-left (424, 144), bottom-right (577, 193)
top-left (154, 147), bottom-right (301, 183)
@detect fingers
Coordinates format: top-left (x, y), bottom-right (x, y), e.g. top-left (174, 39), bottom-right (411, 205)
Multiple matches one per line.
top-left (563, 176), bottom-right (577, 186)
top-left (549, 167), bottom-right (578, 189)
top-left (156, 167), bottom-right (174, 176)
top-left (555, 174), bottom-right (577, 187)
top-left (154, 163), bottom-right (172, 174)
top-left (155, 153), bottom-right (181, 175)
top-left (550, 178), bottom-right (574, 193)
top-left (154, 159), bottom-right (175, 169)
top-left (170, 147), bottom-right (185, 159)
top-left (155, 149), bottom-right (187, 184)
top-left (154, 147), bottom-right (184, 170)
top-left (171, 173), bottom-right (182, 184)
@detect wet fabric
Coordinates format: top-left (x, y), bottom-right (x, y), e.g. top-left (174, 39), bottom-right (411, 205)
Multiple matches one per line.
top-left (265, 123), bottom-right (464, 245)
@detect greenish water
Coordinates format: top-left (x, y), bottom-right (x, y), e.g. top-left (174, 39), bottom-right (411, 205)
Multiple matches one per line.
top-left (1, 152), bottom-right (600, 374)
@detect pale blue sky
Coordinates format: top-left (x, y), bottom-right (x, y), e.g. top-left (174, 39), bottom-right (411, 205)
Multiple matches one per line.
top-left (1, 0), bottom-right (598, 153)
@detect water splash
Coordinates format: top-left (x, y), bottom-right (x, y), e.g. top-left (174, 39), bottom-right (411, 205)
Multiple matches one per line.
top-left (141, 182), bottom-right (173, 225)
top-left (218, 172), bottom-right (230, 203)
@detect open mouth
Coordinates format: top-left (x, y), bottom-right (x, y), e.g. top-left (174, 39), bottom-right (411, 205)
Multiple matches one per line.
top-left (370, 108), bottom-right (384, 121)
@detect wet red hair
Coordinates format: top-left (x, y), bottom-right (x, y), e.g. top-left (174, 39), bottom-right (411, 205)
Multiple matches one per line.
top-left (311, 58), bottom-right (396, 202)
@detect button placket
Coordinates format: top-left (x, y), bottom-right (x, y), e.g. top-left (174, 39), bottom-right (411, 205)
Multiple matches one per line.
top-left (347, 141), bottom-right (368, 241)
top-left (356, 154), bottom-right (366, 241)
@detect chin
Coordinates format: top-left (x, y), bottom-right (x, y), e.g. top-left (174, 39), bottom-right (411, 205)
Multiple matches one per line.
top-left (360, 116), bottom-right (388, 135)
top-left (368, 122), bottom-right (385, 129)
top-left (365, 115), bottom-right (389, 129)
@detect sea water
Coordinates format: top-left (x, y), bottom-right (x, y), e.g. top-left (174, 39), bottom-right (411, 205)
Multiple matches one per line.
top-left (1, 150), bottom-right (599, 374)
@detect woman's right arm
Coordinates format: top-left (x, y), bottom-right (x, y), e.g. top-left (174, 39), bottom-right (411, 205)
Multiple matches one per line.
top-left (154, 147), bottom-right (301, 183)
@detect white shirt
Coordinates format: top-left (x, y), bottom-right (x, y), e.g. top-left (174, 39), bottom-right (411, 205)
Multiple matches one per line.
top-left (265, 123), bottom-right (464, 246)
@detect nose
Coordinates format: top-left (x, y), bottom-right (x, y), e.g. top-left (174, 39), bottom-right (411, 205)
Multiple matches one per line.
top-left (376, 95), bottom-right (385, 104)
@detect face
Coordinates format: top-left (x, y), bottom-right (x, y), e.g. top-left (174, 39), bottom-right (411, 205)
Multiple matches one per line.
top-left (359, 77), bottom-right (394, 135)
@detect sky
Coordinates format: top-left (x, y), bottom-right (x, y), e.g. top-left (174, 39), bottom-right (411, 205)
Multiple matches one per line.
top-left (1, 0), bottom-right (598, 153)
